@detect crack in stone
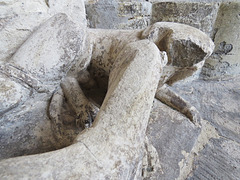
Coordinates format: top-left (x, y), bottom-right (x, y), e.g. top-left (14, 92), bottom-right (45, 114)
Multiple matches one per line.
top-left (79, 141), bottom-right (103, 166)
top-left (45, 0), bottom-right (49, 8)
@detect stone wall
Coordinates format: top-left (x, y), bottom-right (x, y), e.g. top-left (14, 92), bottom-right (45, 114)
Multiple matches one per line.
top-left (85, 0), bottom-right (152, 29)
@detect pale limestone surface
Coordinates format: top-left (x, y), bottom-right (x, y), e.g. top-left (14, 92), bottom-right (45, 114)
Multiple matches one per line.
top-left (2, 1), bottom-right (236, 180)
top-left (0, 5), bottom-right (215, 177)
top-left (0, 40), bottom-right (163, 180)
top-left (0, 14), bottom-right (87, 155)
top-left (0, 0), bottom-right (86, 63)
top-left (0, 0), bottom-right (49, 63)
top-left (8, 13), bottom-right (85, 87)
top-left (0, 23), bottom-right (213, 180)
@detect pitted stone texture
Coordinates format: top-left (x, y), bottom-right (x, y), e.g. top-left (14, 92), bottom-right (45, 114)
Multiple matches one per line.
top-left (0, 40), bottom-right (163, 179)
top-left (0, 0), bottom-right (87, 63)
top-left (88, 28), bottom-right (142, 80)
top-left (0, 93), bottom-right (58, 160)
top-left (85, 0), bottom-right (152, 29)
top-left (88, 22), bottom-right (214, 87)
top-left (0, 0), bottom-right (49, 63)
top-left (0, 19), bottom-right (214, 161)
top-left (151, 2), bottom-right (219, 37)
top-left (0, 12), bottom-right (87, 160)
top-left (202, 2), bottom-right (240, 79)
top-left (0, 1), bottom-right (221, 178)
top-left (9, 13), bottom-right (85, 87)
top-left (142, 137), bottom-right (163, 180)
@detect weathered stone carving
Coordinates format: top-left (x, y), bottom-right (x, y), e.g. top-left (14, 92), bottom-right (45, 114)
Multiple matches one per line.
top-left (47, 21), bottom-right (214, 143)
top-left (0, 0), bottom-right (215, 179)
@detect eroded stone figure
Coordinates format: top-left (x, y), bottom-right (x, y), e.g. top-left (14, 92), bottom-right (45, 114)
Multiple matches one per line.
top-left (49, 21), bottom-right (214, 137)
top-left (0, 0), bottom-right (214, 179)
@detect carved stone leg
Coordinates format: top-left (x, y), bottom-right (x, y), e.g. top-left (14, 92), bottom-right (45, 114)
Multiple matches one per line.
top-left (0, 40), bottom-right (163, 179)
top-left (49, 87), bottom-right (86, 147)
top-left (60, 77), bottom-right (99, 128)
top-left (49, 75), bottom-right (99, 131)
top-left (155, 84), bottom-right (201, 125)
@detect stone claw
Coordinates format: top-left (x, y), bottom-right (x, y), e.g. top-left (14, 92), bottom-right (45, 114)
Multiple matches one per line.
top-left (49, 76), bottom-right (100, 131)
